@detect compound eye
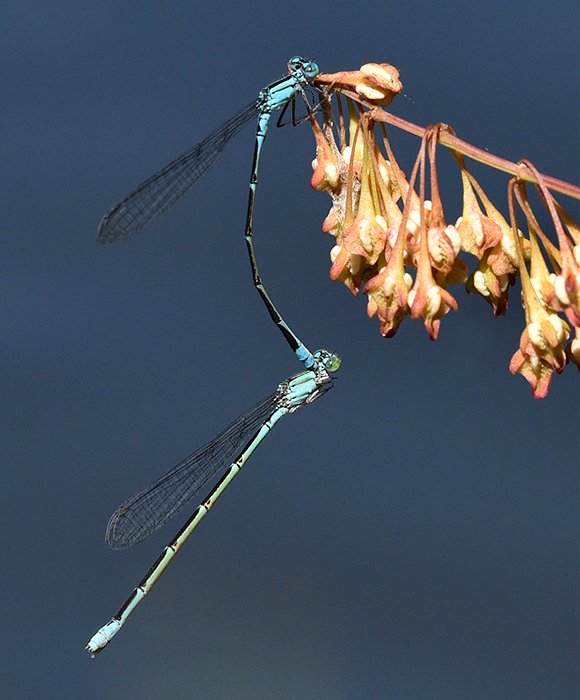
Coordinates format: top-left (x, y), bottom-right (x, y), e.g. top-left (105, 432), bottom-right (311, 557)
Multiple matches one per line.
top-left (313, 349), bottom-right (341, 373)
top-left (303, 61), bottom-right (320, 79)
top-left (323, 353), bottom-right (341, 373)
top-left (287, 56), bottom-right (304, 71)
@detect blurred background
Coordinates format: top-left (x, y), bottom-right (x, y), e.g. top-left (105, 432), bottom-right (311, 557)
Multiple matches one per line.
top-left (0, 2), bottom-right (577, 699)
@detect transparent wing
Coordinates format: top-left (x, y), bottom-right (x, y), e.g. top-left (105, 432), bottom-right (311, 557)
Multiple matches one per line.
top-left (105, 389), bottom-right (279, 549)
top-left (98, 100), bottom-right (259, 243)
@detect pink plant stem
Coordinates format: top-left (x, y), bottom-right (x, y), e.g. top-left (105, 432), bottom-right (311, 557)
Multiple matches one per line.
top-left (335, 87), bottom-right (580, 202)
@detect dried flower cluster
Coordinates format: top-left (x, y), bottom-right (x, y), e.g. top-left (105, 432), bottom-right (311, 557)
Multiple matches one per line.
top-left (309, 63), bottom-right (580, 398)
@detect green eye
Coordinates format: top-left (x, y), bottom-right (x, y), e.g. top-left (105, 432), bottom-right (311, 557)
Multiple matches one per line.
top-left (324, 353), bottom-right (341, 373)
top-left (313, 349), bottom-right (341, 373)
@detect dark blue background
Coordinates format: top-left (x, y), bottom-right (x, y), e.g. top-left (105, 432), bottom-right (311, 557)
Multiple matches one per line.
top-left (1, 2), bottom-right (578, 698)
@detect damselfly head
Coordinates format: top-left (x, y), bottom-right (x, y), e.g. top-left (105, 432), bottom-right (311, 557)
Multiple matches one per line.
top-left (287, 56), bottom-right (319, 81)
top-left (313, 349), bottom-right (341, 373)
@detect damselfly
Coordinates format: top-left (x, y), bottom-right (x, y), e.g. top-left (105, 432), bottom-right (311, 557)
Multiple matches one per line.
top-left (98, 57), bottom-right (325, 370)
top-left (86, 349), bottom-right (340, 656)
